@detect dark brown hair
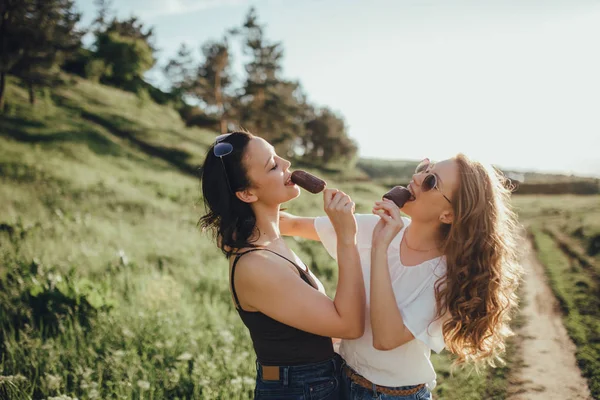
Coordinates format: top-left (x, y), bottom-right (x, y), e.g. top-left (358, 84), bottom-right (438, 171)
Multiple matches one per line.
top-left (198, 131), bottom-right (258, 258)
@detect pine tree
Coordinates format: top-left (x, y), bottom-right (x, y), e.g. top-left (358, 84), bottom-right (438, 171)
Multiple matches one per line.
top-left (191, 39), bottom-right (232, 133)
top-left (0, 0), bottom-right (26, 109)
top-left (92, 0), bottom-right (113, 30)
top-left (10, 0), bottom-right (83, 105)
top-left (236, 8), bottom-right (284, 132)
top-left (0, 0), bottom-right (83, 107)
top-left (233, 7), bottom-right (306, 152)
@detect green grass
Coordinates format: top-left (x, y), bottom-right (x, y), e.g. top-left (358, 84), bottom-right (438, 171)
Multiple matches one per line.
top-left (430, 349), bottom-right (515, 400)
top-left (1, 76), bottom-right (518, 399)
top-left (1, 78), bottom-right (260, 399)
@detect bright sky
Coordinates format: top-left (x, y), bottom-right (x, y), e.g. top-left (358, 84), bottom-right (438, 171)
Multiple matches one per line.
top-left (75, 0), bottom-right (600, 177)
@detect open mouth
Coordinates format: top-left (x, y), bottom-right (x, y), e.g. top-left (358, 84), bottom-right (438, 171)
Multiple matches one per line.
top-left (407, 183), bottom-right (416, 201)
top-left (285, 175), bottom-right (294, 186)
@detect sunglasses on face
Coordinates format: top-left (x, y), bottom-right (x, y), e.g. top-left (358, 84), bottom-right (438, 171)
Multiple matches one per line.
top-left (213, 133), bottom-right (234, 193)
top-left (415, 159), bottom-right (452, 205)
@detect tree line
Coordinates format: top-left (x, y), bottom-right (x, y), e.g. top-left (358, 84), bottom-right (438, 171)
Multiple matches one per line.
top-left (0, 0), bottom-right (358, 166)
top-left (0, 0), bottom-right (82, 107)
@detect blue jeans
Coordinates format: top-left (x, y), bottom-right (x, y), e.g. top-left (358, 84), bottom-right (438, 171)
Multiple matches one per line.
top-left (254, 353), bottom-right (343, 399)
top-left (340, 365), bottom-right (432, 400)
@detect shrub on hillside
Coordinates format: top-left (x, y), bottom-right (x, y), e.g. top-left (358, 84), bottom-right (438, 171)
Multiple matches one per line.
top-left (0, 259), bottom-right (115, 340)
top-left (61, 47), bottom-right (94, 78)
top-left (94, 32), bottom-right (154, 92)
top-left (180, 105), bottom-right (220, 130)
top-left (84, 59), bottom-right (110, 83)
top-left (588, 235), bottom-right (600, 256)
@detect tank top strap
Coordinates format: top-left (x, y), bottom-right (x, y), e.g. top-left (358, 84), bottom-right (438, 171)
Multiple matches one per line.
top-left (230, 248), bottom-right (311, 309)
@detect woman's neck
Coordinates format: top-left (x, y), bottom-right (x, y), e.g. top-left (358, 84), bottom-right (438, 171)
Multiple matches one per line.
top-left (252, 203), bottom-right (282, 245)
top-left (404, 220), bottom-right (442, 252)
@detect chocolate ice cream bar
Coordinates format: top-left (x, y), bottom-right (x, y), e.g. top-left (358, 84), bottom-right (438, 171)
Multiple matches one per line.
top-left (291, 170), bottom-right (327, 194)
top-left (383, 186), bottom-right (412, 208)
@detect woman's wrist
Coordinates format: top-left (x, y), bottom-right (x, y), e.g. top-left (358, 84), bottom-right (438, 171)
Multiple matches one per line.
top-left (337, 236), bottom-right (357, 247)
top-left (372, 242), bottom-right (390, 253)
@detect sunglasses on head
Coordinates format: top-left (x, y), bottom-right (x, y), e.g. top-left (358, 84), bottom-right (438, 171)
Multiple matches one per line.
top-left (213, 133), bottom-right (234, 193)
top-left (214, 133), bottom-right (233, 157)
top-left (414, 159), bottom-right (452, 205)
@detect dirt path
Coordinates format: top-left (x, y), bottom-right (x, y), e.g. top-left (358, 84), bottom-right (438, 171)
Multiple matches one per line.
top-left (507, 240), bottom-right (592, 400)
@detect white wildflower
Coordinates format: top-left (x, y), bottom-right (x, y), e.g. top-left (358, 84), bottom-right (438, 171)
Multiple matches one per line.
top-left (219, 330), bottom-right (234, 344)
top-left (44, 373), bottom-right (62, 391)
top-left (177, 352), bottom-right (193, 361)
top-left (137, 380), bottom-right (150, 390)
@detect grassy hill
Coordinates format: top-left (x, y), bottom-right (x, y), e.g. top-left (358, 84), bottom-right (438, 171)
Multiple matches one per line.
top-left (0, 76), bottom-right (524, 399)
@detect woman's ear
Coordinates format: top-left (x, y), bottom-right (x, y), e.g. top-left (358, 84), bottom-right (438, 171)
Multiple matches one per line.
top-left (439, 210), bottom-right (454, 225)
top-left (236, 189), bottom-right (258, 204)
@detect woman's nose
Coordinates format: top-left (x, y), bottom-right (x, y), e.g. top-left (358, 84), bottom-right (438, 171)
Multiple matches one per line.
top-left (412, 172), bottom-right (423, 185)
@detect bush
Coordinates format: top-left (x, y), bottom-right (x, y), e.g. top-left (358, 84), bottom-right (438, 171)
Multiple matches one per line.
top-left (61, 47), bottom-right (93, 78)
top-left (589, 235), bottom-right (600, 256)
top-left (180, 105), bottom-right (220, 130)
top-left (0, 259), bottom-right (115, 340)
top-left (84, 59), bottom-right (109, 83)
top-left (95, 32), bottom-right (154, 88)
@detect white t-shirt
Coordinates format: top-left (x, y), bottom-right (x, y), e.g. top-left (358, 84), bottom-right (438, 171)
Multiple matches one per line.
top-left (315, 214), bottom-right (448, 388)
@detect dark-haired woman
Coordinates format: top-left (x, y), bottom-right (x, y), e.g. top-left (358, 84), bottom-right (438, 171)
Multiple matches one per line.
top-left (199, 131), bottom-right (365, 400)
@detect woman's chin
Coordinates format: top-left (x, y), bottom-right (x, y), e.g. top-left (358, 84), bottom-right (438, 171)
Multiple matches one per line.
top-left (287, 185), bottom-right (301, 200)
top-left (292, 186), bottom-right (301, 198)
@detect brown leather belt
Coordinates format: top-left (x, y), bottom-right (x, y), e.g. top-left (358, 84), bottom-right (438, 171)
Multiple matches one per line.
top-left (343, 364), bottom-right (425, 396)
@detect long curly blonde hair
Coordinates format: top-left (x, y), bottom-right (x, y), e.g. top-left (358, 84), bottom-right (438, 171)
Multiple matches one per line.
top-left (436, 154), bottom-right (523, 366)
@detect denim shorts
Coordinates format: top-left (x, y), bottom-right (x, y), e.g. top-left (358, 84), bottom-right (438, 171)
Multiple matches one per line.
top-left (253, 353), bottom-right (343, 400)
top-left (340, 364), bottom-right (432, 400)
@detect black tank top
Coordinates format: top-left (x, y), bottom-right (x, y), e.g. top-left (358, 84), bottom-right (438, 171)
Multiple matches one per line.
top-left (231, 248), bottom-right (335, 366)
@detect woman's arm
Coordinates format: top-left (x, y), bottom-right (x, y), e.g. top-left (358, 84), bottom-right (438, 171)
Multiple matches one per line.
top-left (238, 190), bottom-right (365, 339)
top-left (369, 200), bottom-right (415, 350)
top-left (370, 244), bottom-right (415, 350)
top-left (279, 211), bottom-right (320, 241)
